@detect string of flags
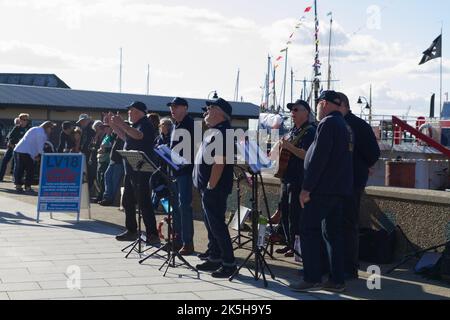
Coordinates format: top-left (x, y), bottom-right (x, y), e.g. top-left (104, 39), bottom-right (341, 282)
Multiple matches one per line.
top-left (379, 158), bottom-right (450, 163)
top-left (273, 5), bottom-right (313, 71)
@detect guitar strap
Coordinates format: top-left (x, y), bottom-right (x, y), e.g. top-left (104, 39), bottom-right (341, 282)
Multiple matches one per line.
top-left (289, 124), bottom-right (313, 147)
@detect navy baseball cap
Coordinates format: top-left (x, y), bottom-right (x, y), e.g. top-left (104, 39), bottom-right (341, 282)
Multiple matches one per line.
top-left (287, 99), bottom-right (311, 113)
top-left (126, 101), bottom-right (147, 113)
top-left (202, 98), bottom-right (233, 117)
top-left (167, 97), bottom-right (189, 107)
top-left (318, 90), bottom-right (342, 106)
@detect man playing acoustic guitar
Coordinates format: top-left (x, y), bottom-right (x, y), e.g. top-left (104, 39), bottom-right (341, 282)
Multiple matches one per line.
top-left (275, 100), bottom-right (316, 257)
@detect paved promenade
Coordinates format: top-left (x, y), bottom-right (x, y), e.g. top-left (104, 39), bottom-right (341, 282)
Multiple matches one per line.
top-left (0, 181), bottom-right (449, 300)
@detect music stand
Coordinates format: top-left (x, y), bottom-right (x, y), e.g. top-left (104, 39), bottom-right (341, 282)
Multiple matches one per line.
top-left (138, 147), bottom-right (199, 277)
top-left (118, 150), bottom-right (158, 259)
top-left (229, 140), bottom-right (276, 287)
top-left (230, 165), bottom-right (252, 250)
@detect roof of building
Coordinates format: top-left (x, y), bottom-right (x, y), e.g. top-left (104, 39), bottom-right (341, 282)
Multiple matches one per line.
top-left (0, 84), bottom-right (260, 118)
top-left (0, 74), bottom-right (70, 89)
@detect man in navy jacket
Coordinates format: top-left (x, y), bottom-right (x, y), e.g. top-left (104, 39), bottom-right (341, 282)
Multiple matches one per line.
top-left (337, 92), bottom-right (380, 278)
top-left (290, 91), bottom-right (353, 293)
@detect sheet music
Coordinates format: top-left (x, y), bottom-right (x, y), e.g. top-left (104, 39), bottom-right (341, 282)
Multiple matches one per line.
top-left (236, 140), bottom-right (273, 173)
top-left (117, 150), bottom-right (155, 173)
top-left (158, 145), bottom-right (189, 166)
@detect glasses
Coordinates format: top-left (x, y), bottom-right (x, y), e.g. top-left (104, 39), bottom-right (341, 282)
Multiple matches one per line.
top-left (204, 105), bottom-right (216, 112)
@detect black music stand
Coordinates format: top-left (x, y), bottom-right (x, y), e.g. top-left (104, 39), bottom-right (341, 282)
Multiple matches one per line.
top-left (118, 150), bottom-right (158, 259)
top-left (229, 141), bottom-right (276, 287)
top-left (230, 165), bottom-right (252, 251)
top-left (138, 147), bottom-right (199, 277)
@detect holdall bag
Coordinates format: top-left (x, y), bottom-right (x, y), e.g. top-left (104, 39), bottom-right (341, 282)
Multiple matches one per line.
top-left (359, 227), bottom-right (396, 264)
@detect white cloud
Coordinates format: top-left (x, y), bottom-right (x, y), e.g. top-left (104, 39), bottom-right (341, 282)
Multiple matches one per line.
top-left (0, 0), bottom-right (446, 116)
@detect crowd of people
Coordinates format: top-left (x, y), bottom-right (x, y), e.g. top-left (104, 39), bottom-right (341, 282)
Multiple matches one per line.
top-left (0, 90), bottom-right (381, 291)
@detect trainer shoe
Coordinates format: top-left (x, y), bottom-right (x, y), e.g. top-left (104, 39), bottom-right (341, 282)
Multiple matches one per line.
top-left (289, 280), bottom-right (323, 292)
top-left (179, 244), bottom-right (195, 256)
top-left (212, 266), bottom-right (237, 278)
top-left (146, 233), bottom-right (161, 246)
top-left (197, 250), bottom-right (211, 261)
top-left (115, 231), bottom-right (138, 242)
top-left (196, 260), bottom-right (221, 272)
top-left (322, 280), bottom-right (346, 293)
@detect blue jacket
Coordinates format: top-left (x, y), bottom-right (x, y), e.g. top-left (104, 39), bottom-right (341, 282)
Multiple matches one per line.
top-left (344, 112), bottom-right (380, 190)
top-left (302, 111), bottom-right (353, 196)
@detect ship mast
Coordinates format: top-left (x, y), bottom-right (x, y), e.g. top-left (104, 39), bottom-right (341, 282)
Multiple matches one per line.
top-left (313, 0), bottom-right (321, 114)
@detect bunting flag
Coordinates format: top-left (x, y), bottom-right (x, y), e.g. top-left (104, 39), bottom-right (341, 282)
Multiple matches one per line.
top-left (327, 11), bottom-right (332, 17)
top-left (270, 3), bottom-right (313, 90)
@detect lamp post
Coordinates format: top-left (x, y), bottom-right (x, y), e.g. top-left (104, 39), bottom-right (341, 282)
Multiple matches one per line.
top-left (207, 90), bottom-right (219, 100)
top-left (357, 85), bottom-right (373, 126)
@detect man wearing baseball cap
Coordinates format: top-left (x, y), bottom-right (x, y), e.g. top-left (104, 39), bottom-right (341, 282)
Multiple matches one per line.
top-left (193, 97), bottom-right (236, 278)
top-left (276, 100), bottom-right (316, 257)
top-left (106, 101), bottom-right (160, 245)
top-left (166, 97), bottom-right (196, 255)
top-left (290, 90), bottom-right (354, 293)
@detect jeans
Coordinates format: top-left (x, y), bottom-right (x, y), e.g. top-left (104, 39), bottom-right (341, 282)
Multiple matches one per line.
top-left (201, 188), bottom-right (235, 266)
top-left (0, 147), bottom-right (14, 180)
top-left (343, 188), bottom-right (363, 275)
top-left (13, 152), bottom-right (34, 188)
top-left (103, 162), bottom-right (124, 202)
top-left (122, 172), bottom-right (157, 235)
top-left (279, 182), bottom-right (302, 248)
top-left (300, 194), bottom-right (345, 285)
top-left (172, 174), bottom-right (194, 246)
top-left (96, 161), bottom-right (110, 200)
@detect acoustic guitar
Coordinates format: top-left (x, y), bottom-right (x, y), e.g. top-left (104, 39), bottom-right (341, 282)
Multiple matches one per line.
top-left (274, 126), bottom-right (311, 179)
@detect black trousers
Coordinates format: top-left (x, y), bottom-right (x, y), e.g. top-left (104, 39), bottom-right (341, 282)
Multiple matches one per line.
top-left (122, 172), bottom-right (157, 235)
top-left (279, 182), bottom-right (301, 247)
top-left (343, 188), bottom-right (364, 275)
top-left (13, 152), bottom-right (34, 188)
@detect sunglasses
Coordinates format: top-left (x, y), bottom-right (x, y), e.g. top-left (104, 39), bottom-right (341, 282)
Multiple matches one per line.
top-left (204, 105), bottom-right (217, 112)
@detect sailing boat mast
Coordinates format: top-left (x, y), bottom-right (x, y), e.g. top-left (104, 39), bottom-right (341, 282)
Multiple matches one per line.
top-left (119, 47), bottom-right (123, 93)
top-left (327, 12), bottom-right (333, 90)
top-left (313, 0), bottom-right (321, 113)
top-left (146, 64), bottom-right (150, 95)
top-left (234, 68), bottom-right (240, 101)
top-left (265, 55), bottom-right (271, 110)
top-left (290, 68), bottom-right (294, 103)
top-left (282, 47), bottom-right (289, 111)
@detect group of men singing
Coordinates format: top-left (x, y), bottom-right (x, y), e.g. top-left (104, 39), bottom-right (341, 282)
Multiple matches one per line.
top-left (109, 97), bottom-right (237, 279)
top-left (107, 89), bottom-right (380, 288)
top-left (279, 91), bottom-right (380, 292)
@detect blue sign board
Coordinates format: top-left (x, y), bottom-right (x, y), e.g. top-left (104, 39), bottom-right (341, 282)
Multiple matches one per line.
top-left (37, 154), bottom-right (84, 221)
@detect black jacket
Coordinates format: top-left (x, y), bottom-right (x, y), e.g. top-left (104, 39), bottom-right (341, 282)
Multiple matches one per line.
top-left (302, 111), bottom-right (354, 196)
top-left (344, 112), bottom-right (380, 190)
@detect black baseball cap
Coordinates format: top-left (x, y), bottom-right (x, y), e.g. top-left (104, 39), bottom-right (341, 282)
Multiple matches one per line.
top-left (286, 100), bottom-right (311, 113)
top-left (202, 98), bottom-right (233, 117)
top-left (318, 90), bottom-right (342, 106)
top-left (167, 97), bottom-right (189, 107)
top-left (126, 101), bottom-right (147, 113)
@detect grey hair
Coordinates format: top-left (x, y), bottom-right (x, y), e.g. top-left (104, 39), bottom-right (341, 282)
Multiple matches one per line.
top-left (160, 117), bottom-right (173, 127)
top-left (218, 107), bottom-right (232, 122)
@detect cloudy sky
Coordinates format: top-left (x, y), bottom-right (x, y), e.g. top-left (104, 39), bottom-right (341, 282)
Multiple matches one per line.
top-left (0, 0), bottom-right (449, 117)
